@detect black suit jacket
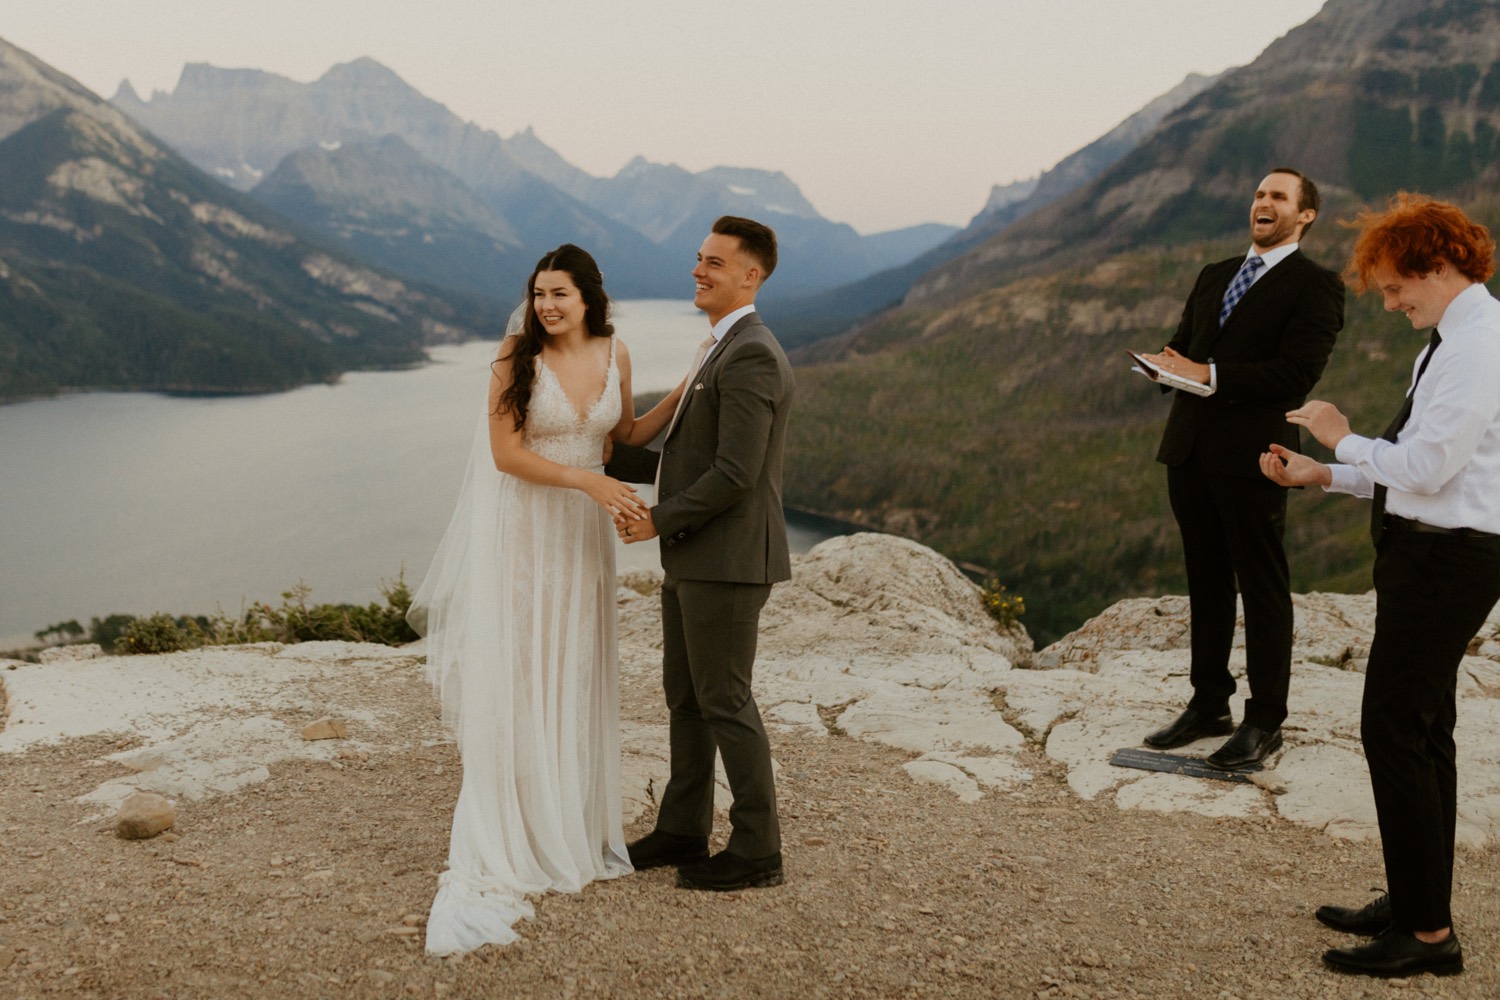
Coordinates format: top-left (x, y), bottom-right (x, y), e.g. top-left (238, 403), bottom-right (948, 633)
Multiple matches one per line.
top-left (1155, 250), bottom-right (1344, 478)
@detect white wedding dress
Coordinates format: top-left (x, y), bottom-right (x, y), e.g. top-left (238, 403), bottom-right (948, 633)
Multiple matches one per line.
top-left (410, 336), bottom-right (632, 955)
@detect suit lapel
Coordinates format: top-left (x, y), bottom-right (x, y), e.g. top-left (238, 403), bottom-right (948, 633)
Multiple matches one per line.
top-left (1207, 251), bottom-right (1303, 348)
top-left (699, 311), bottom-right (758, 375)
top-left (667, 311), bottom-right (759, 442)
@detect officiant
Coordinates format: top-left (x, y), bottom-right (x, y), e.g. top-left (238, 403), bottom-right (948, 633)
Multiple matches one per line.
top-left (1135, 168), bottom-right (1344, 769)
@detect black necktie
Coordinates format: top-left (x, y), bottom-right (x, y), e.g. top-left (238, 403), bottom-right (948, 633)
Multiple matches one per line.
top-left (1371, 329), bottom-right (1442, 544)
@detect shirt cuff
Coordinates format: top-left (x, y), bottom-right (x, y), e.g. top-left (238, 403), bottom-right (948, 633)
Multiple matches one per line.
top-left (1324, 464), bottom-right (1363, 495)
top-left (1334, 434), bottom-right (1375, 465)
top-left (1206, 363), bottom-right (1218, 396)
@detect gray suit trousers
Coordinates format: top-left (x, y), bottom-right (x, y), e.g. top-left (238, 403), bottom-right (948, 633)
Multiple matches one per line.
top-left (655, 576), bottom-right (780, 858)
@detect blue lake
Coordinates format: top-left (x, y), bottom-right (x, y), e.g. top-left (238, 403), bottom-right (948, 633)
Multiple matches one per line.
top-left (0, 300), bottom-right (837, 647)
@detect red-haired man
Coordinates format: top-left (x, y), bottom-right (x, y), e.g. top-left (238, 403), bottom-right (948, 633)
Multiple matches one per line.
top-left (1262, 193), bottom-right (1500, 978)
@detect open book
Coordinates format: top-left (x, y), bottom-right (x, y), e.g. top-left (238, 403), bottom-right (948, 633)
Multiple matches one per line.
top-left (1126, 350), bottom-right (1213, 397)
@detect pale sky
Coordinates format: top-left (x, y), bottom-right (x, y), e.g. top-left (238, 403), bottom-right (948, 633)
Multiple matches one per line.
top-left (8, 1), bottom-right (1327, 234)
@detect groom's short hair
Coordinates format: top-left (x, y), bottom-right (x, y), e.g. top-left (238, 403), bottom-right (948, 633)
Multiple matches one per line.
top-left (713, 216), bottom-right (777, 281)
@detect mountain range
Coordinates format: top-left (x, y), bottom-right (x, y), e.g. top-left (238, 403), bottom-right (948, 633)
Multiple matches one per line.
top-left (0, 39), bottom-right (505, 401)
top-left (14, 0), bottom-right (1477, 647)
top-left (780, 0), bottom-right (1500, 642)
top-left (111, 60), bottom-right (958, 302)
top-left (3, 33), bottom-right (1215, 404)
top-left (772, 70), bottom-right (1224, 347)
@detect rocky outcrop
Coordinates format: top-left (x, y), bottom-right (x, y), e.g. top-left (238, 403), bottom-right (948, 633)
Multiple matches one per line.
top-left (1032, 585), bottom-right (1500, 842)
top-left (3, 534), bottom-right (1498, 846)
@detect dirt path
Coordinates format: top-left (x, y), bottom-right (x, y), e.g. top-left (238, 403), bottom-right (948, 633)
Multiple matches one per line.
top-left (3, 685), bottom-right (1494, 1000)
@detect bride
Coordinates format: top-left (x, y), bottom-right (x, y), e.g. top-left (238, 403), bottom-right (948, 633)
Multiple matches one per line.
top-left (409, 244), bottom-right (683, 954)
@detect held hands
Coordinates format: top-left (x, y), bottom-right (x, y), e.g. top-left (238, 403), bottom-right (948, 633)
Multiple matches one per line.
top-left (1259, 444), bottom-right (1333, 488)
top-left (1284, 400), bottom-right (1352, 449)
top-left (1140, 346), bottom-right (1210, 385)
top-left (585, 473), bottom-right (648, 521)
top-left (615, 508), bottom-right (658, 544)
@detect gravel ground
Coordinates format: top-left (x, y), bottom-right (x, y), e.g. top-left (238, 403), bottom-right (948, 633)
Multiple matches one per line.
top-left (4, 652), bottom-right (1498, 1000)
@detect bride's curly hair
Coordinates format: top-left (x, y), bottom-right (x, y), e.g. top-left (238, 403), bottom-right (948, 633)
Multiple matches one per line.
top-left (494, 244), bottom-right (615, 429)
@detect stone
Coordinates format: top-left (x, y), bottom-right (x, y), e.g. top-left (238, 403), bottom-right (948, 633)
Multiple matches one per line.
top-left (115, 791), bottom-right (175, 839)
top-left (301, 718), bottom-right (349, 741)
top-left (38, 643), bottom-right (103, 664)
top-left (903, 759), bottom-right (982, 803)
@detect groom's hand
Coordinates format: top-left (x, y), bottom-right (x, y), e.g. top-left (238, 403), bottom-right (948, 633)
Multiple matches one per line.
top-left (618, 509), bottom-right (658, 544)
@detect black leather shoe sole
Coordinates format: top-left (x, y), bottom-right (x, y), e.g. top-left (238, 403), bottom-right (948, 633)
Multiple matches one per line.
top-left (676, 867), bottom-right (785, 892)
top-left (1324, 951), bottom-right (1464, 977)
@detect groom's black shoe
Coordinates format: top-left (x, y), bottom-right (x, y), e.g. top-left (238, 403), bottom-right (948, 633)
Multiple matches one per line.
top-left (676, 849), bottom-right (784, 892)
top-left (1143, 707), bottom-right (1233, 750)
top-left (626, 829), bottom-right (708, 870)
top-left (1316, 891), bottom-right (1393, 936)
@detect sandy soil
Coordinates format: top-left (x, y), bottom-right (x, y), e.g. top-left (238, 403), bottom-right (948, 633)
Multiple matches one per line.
top-left (2, 654), bottom-right (1495, 1000)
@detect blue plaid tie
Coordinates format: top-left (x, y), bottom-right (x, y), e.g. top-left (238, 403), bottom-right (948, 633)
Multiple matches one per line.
top-left (1218, 255), bottom-right (1265, 327)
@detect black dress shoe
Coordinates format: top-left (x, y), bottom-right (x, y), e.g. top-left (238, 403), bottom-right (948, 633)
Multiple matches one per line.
top-left (626, 829), bottom-right (708, 870)
top-left (676, 849), bottom-right (784, 891)
top-left (1143, 707), bottom-right (1233, 749)
top-left (1323, 927), bottom-right (1463, 978)
top-left (1205, 723), bottom-right (1283, 770)
top-left (1316, 891), bottom-right (1392, 936)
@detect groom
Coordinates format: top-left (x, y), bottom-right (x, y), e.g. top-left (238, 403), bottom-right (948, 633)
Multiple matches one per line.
top-left (610, 215), bottom-right (795, 891)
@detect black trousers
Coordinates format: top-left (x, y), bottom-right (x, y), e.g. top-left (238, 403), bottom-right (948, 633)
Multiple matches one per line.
top-left (654, 577), bottom-right (779, 859)
top-left (1167, 458), bottom-right (1294, 731)
top-left (1363, 529), bottom-right (1500, 932)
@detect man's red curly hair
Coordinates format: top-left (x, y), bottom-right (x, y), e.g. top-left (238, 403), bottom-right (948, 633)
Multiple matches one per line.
top-left (1347, 192), bottom-right (1496, 292)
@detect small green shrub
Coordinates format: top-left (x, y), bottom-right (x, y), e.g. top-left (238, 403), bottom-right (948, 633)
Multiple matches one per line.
top-left (32, 573), bottom-right (419, 658)
top-left (207, 574), bottom-right (418, 647)
top-left (981, 578), bottom-right (1027, 632)
top-left (116, 613), bottom-right (204, 655)
top-left (89, 614), bottom-right (140, 654)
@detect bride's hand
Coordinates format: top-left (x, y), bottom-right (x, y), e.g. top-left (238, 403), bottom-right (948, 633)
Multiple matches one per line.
top-left (584, 473), bottom-right (647, 519)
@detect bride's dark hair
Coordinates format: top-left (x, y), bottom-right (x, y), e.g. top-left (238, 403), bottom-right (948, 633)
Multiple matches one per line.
top-left (494, 244), bottom-right (614, 429)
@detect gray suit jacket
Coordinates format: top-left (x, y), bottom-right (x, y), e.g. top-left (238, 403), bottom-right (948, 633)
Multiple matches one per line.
top-left (653, 311), bottom-right (795, 584)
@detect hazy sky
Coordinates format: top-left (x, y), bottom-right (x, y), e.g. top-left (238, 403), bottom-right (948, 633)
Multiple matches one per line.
top-left (9, 1), bottom-right (1327, 233)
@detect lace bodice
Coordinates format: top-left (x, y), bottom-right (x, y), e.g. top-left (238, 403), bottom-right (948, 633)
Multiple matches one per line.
top-left (523, 340), bottom-right (621, 470)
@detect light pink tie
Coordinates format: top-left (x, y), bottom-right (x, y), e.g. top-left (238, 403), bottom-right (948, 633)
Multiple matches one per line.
top-left (656, 336), bottom-right (716, 491)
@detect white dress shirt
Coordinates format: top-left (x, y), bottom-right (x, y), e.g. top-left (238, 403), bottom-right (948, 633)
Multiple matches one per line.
top-left (1205, 242), bottom-right (1301, 393)
top-left (1325, 281), bottom-right (1500, 533)
top-left (702, 303), bottom-right (758, 370)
